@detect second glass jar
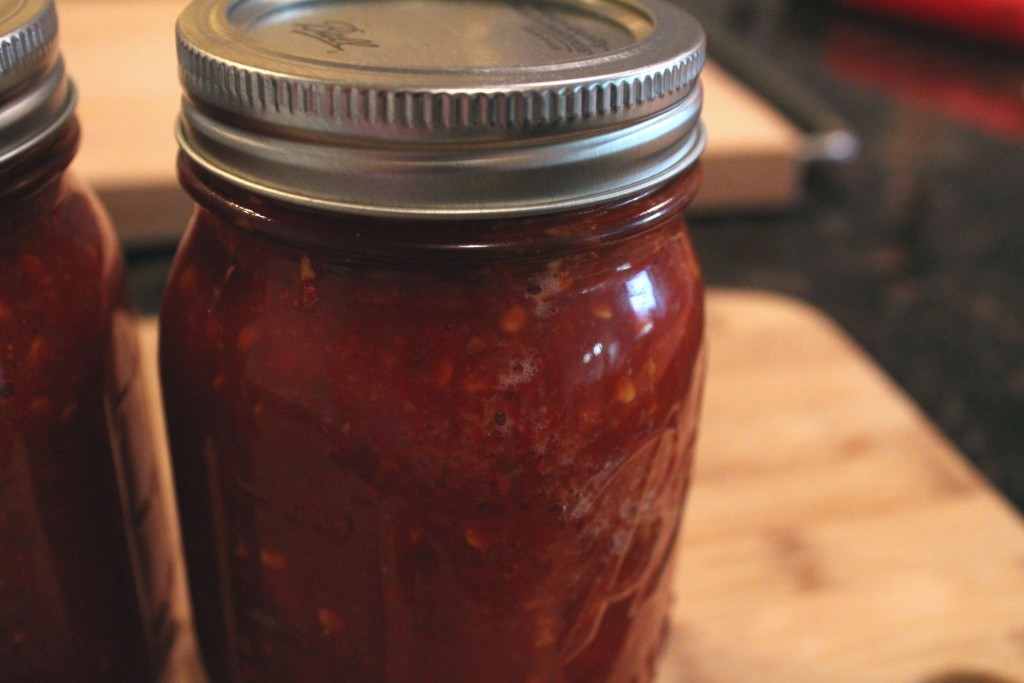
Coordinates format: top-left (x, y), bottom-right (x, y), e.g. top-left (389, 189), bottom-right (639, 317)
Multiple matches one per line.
top-left (1, 2), bottom-right (176, 679)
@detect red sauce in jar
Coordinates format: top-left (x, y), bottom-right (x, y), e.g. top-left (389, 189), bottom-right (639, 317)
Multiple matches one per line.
top-left (0, 121), bottom-right (176, 681)
top-left (167, 0), bottom-right (707, 678)
top-left (3, 2), bottom-right (176, 673)
top-left (161, 158), bottom-right (705, 683)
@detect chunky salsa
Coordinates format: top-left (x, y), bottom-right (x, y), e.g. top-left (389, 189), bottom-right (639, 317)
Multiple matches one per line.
top-left (0, 129), bottom-right (175, 682)
top-left (160, 159), bottom-right (705, 683)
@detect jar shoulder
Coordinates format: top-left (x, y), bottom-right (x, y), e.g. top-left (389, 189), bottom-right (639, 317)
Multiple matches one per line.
top-left (0, 172), bottom-right (130, 399)
top-left (160, 203), bottom-right (704, 468)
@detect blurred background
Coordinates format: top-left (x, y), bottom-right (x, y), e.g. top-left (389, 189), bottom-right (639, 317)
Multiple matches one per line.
top-left (58, 0), bottom-right (1024, 510)
top-left (677, 0), bottom-right (1024, 511)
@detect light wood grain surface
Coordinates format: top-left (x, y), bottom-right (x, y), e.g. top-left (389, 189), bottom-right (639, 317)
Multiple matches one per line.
top-left (140, 290), bottom-right (1024, 682)
top-left (663, 291), bottom-right (1024, 683)
top-left (56, 0), bottom-right (805, 247)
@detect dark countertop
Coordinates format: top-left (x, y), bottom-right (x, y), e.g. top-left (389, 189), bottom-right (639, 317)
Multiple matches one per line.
top-left (125, 0), bottom-right (1024, 510)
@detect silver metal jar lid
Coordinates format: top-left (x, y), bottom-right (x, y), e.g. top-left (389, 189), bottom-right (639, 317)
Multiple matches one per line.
top-left (176, 0), bottom-right (706, 218)
top-left (0, 0), bottom-right (75, 166)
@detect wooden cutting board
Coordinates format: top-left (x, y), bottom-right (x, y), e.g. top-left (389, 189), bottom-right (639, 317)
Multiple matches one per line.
top-left (56, 0), bottom-right (804, 248)
top-left (140, 290), bottom-right (1024, 682)
top-left (662, 291), bottom-right (1024, 682)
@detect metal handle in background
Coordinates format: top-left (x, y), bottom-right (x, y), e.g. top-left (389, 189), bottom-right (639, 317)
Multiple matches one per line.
top-left (676, 0), bottom-right (861, 164)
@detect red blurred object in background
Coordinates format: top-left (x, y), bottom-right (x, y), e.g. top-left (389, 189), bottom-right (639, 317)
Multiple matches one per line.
top-left (836, 0), bottom-right (1024, 46)
top-left (825, 6), bottom-right (1024, 140)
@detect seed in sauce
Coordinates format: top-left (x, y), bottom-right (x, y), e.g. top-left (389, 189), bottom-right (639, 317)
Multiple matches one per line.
top-left (433, 359), bottom-right (454, 386)
top-left (463, 376), bottom-right (490, 393)
top-left (259, 549), bottom-right (287, 571)
top-left (300, 255), bottom-right (318, 308)
top-left (316, 608), bottom-right (344, 634)
top-left (464, 524), bottom-right (491, 551)
top-left (616, 378), bottom-right (637, 404)
top-left (236, 325), bottom-right (258, 352)
top-left (500, 304), bottom-right (529, 334)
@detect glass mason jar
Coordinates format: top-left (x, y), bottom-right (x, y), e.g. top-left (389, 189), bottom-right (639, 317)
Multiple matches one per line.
top-left (0, 1), bottom-right (177, 681)
top-left (162, 1), bottom-right (707, 682)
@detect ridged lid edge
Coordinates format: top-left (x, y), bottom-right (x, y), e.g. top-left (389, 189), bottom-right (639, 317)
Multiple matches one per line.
top-left (0, 0), bottom-right (58, 96)
top-left (176, 33), bottom-right (705, 131)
